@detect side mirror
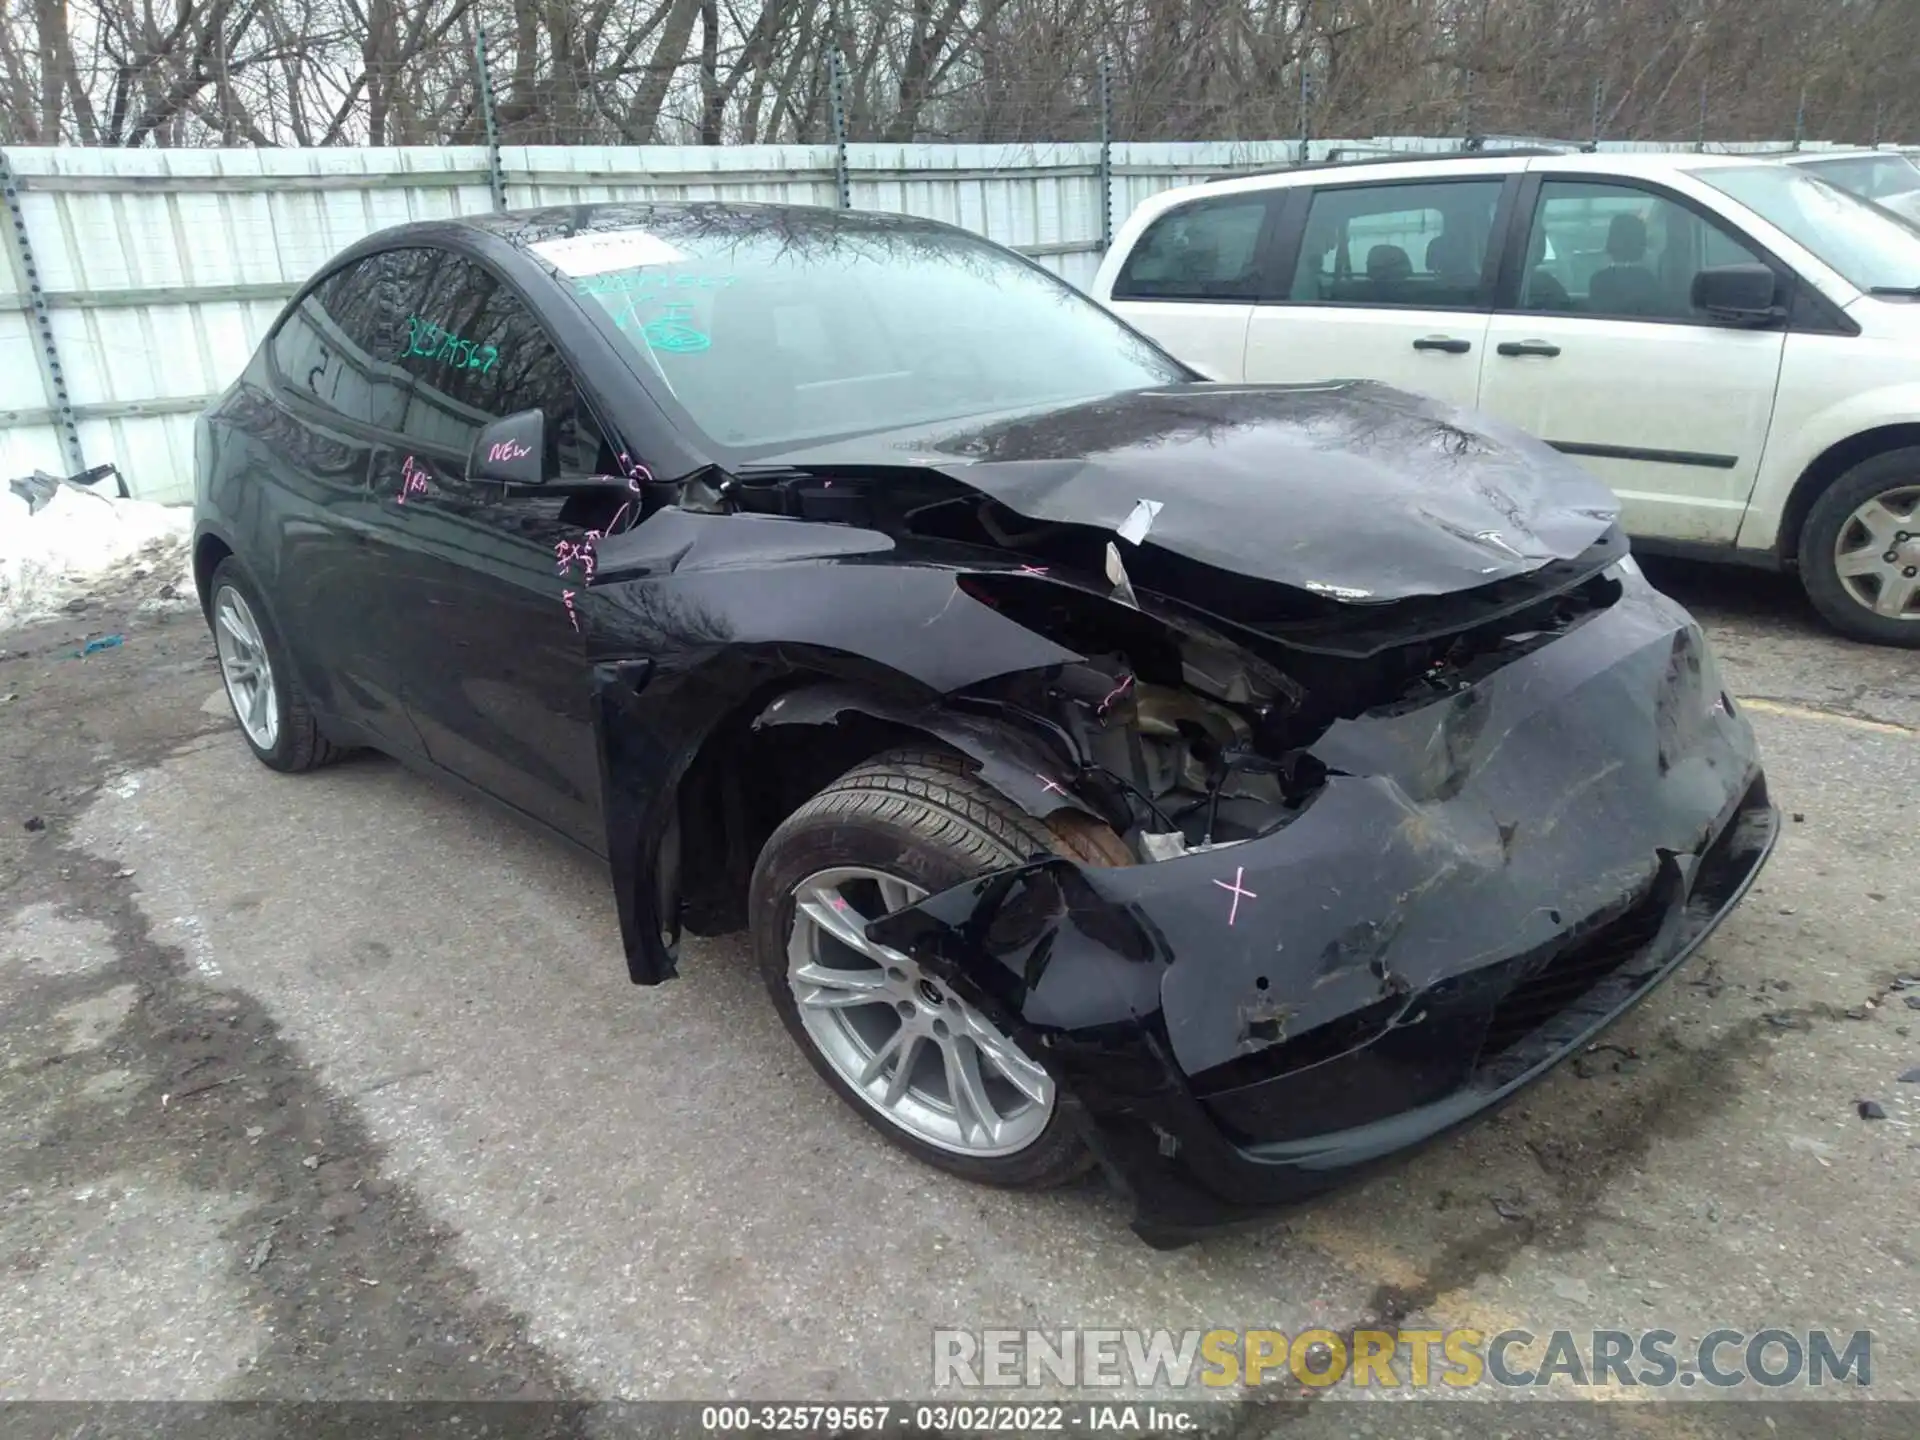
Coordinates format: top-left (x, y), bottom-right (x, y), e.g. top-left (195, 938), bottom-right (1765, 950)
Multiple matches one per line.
top-left (1691, 264), bottom-right (1783, 325)
top-left (467, 409), bottom-right (549, 487)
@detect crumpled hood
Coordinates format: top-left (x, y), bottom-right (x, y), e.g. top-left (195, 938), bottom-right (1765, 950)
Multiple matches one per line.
top-left (755, 380), bottom-right (1621, 602)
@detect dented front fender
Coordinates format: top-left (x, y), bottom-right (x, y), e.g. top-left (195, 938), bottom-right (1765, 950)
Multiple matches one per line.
top-left (578, 518), bottom-right (1089, 985)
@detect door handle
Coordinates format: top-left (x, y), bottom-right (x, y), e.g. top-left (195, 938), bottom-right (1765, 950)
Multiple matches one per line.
top-left (1412, 336), bottom-right (1472, 354)
top-left (1496, 340), bottom-right (1562, 358)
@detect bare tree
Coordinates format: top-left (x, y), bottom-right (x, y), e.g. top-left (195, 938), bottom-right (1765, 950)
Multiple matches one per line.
top-left (1, 0), bottom-right (1915, 148)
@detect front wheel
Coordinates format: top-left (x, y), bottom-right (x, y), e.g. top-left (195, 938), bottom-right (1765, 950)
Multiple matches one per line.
top-left (1798, 450), bottom-right (1920, 647)
top-left (749, 748), bottom-right (1114, 1189)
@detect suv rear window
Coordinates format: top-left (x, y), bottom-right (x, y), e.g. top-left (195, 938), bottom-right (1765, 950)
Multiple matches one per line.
top-left (1112, 195), bottom-right (1272, 301)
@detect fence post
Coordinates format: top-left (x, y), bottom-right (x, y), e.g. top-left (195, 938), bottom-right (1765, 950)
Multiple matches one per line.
top-left (1296, 59), bottom-right (1311, 166)
top-left (473, 25), bottom-right (506, 212)
top-left (1098, 55), bottom-right (1113, 252)
top-left (1461, 68), bottom-right (1475, 149)
top-left (0, 150), bottom-right (85, 478)
top-left (827, 46), bottom-right (851, 209)
top-left (1793, 85), bottom-right (1806, 151)
top-left (1589, 77), bottom-right (1605, 150)
top-left (1697, 78), bottom-right (1708, 151)
top-left (1872, 100), bottom-right (1883, 147)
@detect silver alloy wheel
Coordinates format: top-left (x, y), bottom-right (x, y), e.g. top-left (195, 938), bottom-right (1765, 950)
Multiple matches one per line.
top-left (213, 586), bottom-right (280, 751)
top-left (787, 865), bottom-right (1054, 1157)
top-left (1833, 484), bottom-right (1920, 621)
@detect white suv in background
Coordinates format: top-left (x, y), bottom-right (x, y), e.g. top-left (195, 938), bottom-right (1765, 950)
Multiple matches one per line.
top-left (1091, 149), bottom-right (1920, 647)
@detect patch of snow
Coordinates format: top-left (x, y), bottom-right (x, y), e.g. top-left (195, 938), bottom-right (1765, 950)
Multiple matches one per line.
top-left (0, 484), bottom-right (193, 629)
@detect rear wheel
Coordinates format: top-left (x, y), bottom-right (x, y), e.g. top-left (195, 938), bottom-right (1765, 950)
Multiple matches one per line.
top-left (749, 748), bottom-right (1118, 1188)
top-left (1798, 450), bottom-right (1920, 647)
top-left (209, 558), bottom-right (346, 772)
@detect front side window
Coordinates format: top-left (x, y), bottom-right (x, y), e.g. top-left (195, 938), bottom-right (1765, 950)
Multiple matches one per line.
top-left (393, 255), bottom-right (603, 473)
top-left (1112, 195), bottom-right (1272, 301)
top-left (1696, 163), bottom-right (1920, 294)
top-left (1286, 179), bottom-right (1504, 308)
top-left (547, 213), bottom-right (1187, 454)
top-left (271, 247), bottom-right (607, 476)
top-left (1516, 181), bottom-right (1769, 321)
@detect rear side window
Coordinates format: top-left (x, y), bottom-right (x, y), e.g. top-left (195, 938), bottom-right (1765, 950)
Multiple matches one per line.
top-left (270, 248), bottom-right (438, 429)
top-left (1112, 195), bottom-right (1272, 301)
top-left (1287, 179), bottom-right (1504, 308)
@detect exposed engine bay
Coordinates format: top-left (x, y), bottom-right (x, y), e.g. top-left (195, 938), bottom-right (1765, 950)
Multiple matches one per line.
top-left (906, 493), bottom-right (1628, 864)
top-left (963, 632), bottom-right (1316, 860)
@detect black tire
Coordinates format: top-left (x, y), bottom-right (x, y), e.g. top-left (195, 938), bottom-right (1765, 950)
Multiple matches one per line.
top-left (749, 747), bottom-right (1111, 1190)
top-left (1797, 448), bottom-right (1920, 648)
top-left (208, 557), bottom-right (348, 772)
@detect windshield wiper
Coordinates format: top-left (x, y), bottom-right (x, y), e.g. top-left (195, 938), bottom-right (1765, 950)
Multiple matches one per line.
top-left (1869, 284), bottom-right (1920, 296)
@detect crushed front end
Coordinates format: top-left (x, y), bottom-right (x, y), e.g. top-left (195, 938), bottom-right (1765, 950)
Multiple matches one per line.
top-left (862, 549), bottom-right (1776, 1246)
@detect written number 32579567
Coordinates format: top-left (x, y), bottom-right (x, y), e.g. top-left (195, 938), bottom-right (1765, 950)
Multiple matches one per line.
top-left (403, 315), bottom-right (499, 373)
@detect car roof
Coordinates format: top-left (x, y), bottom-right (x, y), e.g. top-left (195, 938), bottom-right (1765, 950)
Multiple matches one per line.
top-left (1187, 146), bottom-right (1780, 202)
top-left (369, 199), bottom-right (969, 252)
top-left (1196, 146), bottom-right (1569, 184)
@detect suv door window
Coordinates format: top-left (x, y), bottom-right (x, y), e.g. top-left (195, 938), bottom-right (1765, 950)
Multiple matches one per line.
top-left (271, 248), bottom-right (439, 428)
top-left (393, 255), bottom-right (607, 474)
top-left (1287, 180), bottom-right (1504, 308)
top-left (391, 254), bottom-right (620, 539)
top-left (1519, 181), bottom-right (1771, 321)
top-left (1112, 195), bottom-right (1272, 301)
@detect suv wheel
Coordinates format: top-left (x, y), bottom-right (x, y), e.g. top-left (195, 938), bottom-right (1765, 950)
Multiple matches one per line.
top-left (209, 557), bottom-right (347, 771)
top-left (748, 747), bottom-right (1122, 1189)
top-left (1799, 449), bottom-right (1920, 647)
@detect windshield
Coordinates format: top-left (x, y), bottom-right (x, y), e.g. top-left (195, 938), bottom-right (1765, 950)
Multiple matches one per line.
top-left (541, 215), bottom-right (1187, 454)
top-left (1797, 154), bottom-right (1920, 201)
top-left (1696, 164), bottom-right (1920, 292)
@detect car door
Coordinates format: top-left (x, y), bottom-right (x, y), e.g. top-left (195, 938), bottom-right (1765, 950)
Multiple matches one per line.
top-left (1242, 174), bottom-right (1513, 405)
top-left (1475, 175), bottom-right (1789, 546)
top-left (1102, 189), bottom-right (1281, 380)
top-left (366, 250), bottom-right (628, 849)
top-left (255, 249), bottom-right (437, 754)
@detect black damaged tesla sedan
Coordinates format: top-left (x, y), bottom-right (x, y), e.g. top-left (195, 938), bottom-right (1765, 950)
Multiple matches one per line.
top-left (193, 202), bottom-right (1776, 1246)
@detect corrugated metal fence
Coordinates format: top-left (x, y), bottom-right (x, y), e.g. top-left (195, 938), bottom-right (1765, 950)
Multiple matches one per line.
top-left (0, 137), bottom-right (1860, 504)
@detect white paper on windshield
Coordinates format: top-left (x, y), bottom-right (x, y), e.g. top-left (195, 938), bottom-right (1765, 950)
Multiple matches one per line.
top-left (1117, 498), bottom-right (1164, 545)
top-left (530, 230), bottom-right (688, 277)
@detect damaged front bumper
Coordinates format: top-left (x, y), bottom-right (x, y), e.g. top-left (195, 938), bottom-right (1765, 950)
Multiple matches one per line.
top-left (868, 577), bottom-right (1778, 1246)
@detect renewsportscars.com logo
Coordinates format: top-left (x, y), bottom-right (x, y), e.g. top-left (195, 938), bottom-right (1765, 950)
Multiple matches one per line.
top-left (932, 1328), bottom-right (1874, 1391)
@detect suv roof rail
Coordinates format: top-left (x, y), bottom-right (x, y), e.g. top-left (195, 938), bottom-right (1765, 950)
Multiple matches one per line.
top-left (1199, 145), bottom-right (1572, 185)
